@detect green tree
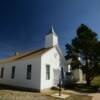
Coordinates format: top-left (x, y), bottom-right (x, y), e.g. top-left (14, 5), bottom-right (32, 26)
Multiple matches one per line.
top-left (65, 43), bottom-right (81, 70)
top-left (65, 24), bottom-right (99, 86)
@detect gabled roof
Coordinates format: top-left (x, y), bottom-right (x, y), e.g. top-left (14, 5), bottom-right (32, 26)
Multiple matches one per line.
top-left (0, 47), bottom-right (53, 64)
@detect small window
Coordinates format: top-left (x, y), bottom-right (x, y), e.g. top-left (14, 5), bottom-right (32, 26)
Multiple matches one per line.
top-left (27, 64), bottom-right (32, 80)
top-left (68, 64), bottom-right (71, 72)
top-left (0, 67), bottom-right (4, 78)
top-left (11, 66), bottom-right (15, 79)
top-left (46, 65), bottom-right (50, 80)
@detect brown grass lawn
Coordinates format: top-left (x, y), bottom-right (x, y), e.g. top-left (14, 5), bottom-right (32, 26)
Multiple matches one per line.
top-left (67, 94), bottom-right (92, 100)
top-left (92, 76), bottom-right (100, 87)
top-left (0, 89), bottom-right (92, 100)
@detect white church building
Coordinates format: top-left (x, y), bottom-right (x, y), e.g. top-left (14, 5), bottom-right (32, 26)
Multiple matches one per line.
top-left (0, 26), bottom-right (67, 91)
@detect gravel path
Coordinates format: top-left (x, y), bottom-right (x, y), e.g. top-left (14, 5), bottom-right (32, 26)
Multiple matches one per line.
top-left (89, 93), bottom-right (100, 100)
top-left (64, 90), bottom-right (100, 100)
top-left (0, 90), bottom-right (60, 100)
top-left (0, 89), bottom-right (91, 100)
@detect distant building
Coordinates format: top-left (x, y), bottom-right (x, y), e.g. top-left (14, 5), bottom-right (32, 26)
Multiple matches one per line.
top-left (65, 57), bottom-right (85, 84)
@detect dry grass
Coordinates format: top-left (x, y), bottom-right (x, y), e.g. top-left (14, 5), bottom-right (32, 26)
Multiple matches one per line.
top-left (92, 76), bottom-right (100, 87)
top-left (67, 94), bottom-right (92, 100)
top-left (0, 88), bottom-right (92, 100)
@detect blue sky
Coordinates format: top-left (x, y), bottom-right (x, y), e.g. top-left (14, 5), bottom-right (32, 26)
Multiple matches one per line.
top-left (0, 0), bottom-right (100, 58)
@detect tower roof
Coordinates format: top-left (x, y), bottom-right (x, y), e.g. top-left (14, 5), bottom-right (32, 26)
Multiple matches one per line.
top-left (47, 25), bottom-right (57, 35)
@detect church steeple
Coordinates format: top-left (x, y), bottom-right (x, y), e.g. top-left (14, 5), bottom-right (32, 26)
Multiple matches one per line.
top-left (47, 26), bottom-right (57, 36)
top-left (48, 26), bottom-right (55, 34)
top-left (45, 26), bottom-right (58, 48)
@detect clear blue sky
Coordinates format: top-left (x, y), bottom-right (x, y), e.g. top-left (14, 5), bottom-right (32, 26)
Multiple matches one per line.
top-left (0, 0), bottom-right (100, 58)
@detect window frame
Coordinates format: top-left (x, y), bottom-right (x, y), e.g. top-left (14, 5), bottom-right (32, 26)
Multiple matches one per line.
top-left (0, 67), bottom-right (4, 78)
top-left (11, 66), bottom-right (16, 79)
top-left (27, 64), bottom-right (32, 80)
top-left (46, 64), bottom-right (50, 80)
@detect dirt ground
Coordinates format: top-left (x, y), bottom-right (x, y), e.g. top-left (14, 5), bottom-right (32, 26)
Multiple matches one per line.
top-left (0, 89), bottom-right (92, 100)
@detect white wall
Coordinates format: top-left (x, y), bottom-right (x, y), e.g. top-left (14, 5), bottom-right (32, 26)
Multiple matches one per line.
top-left (45, 34), bottom-right (58, 48)
top-left (72, 68), bottom-right (84, 82)
top-left (0, 56), bottom-right (41, 90)
top-left (0, 47), bottom-right (66, 91)
top-left (40, 48), bottom-right (63, 90)
top-left (67, 64), bottom-right (71, 72)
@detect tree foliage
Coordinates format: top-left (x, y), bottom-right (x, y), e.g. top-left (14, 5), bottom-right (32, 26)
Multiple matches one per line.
top-left (65, 24), bottom-right (100, 85)
top-left (65, 43), bottom-right (80, 70)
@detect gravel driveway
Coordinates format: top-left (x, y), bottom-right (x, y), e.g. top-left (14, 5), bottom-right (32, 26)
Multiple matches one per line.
top-left (0, 89), bottom-right (92, 100)
top-left (0, 90), bottom-right (60, 100)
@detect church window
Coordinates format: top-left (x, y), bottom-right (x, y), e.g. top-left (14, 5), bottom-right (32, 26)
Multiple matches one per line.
top-left (27, 64), bottom-right (32, 80)
top-left (0, 67), bottom-right (4, 78)
top-left (46, 64), bottom-right (50, 80)
top-left (11, 66), bottom-right (15, 79)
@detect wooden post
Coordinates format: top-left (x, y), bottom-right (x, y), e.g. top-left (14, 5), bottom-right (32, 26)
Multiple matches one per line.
top-left (58, 79), bottom-right (62, 96)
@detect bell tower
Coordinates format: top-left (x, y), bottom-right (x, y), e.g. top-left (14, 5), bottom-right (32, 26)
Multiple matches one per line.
top-left (45, 26), bottom-right (58, 48)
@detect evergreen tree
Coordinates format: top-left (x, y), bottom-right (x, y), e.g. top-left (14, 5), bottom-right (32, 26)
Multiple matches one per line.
top-left (65, 24), bottom-right (99, 85)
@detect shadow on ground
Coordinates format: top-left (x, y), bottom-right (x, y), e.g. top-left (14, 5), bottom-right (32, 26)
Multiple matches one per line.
top-left (0, 83), bottom-right (98, 93)
top-left (0, 84), bottom-right (92, 100)
top-left (0, 84), bottom-right (39, 93)
top-left (64, 83), bottom-right (99, 93)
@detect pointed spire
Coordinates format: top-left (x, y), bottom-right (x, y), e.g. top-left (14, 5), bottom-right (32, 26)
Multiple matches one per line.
top-left (47, 25), bottom-right (56, 35)
top-left (50, 25), bottom-right (55, 33)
